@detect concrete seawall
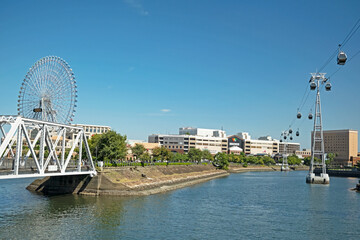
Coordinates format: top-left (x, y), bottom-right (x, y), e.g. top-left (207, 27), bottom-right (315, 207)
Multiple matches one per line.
top-left (27, 165), bottom-right (229, 196)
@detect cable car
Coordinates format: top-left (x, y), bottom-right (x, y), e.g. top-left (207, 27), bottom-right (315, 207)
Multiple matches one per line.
top-left (325, 82), bottom-right (332, 91)
top-left (290, 136), bottom-right (293, 140)
top-left (296, 131), bottom-right (299, 137)
top-left (289, 129), bottom-right (293, 134)
top-left (337, 51), bottom-right (347, 65)
top-left (284, 136), bottom-right (287, 140)
top-left (297, 112), bottom-right (302, 119)
top-left (310, 82), bottom-right (316, 90)
top-left (280, 139), bottom-right (283, 143)
top-left (308, 113), bottom-right (313, 120)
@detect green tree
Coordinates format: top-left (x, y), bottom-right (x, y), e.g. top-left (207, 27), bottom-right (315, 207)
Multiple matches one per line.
top-left (171, 152), bottom-right (182, 162)
top-left (228, 153), bottom-right (237, 163)
top-left (246, 155), bottom-right (258, 164)
top-left (131, 144), bottom-right (146, 160)
top-left (188, 148), bottom-right (203, 163)
top-left (256, 156), bottom-right (264, 165)
top-left (202, 149), bottom-right (214, 162)
top-left (325, 153), bottom-right (336, 166)
top-left (89, 130), bottom-right (127, 163)
top-left (239, 152), bottom-right (246, 163)
top-left (171, 152), bottom-right (188, 162)
top-left (88, 134), bottom-right (102, 161)
top-left (303, 156), bottom-right (321, 166)
top-left (140, 152), bottom-right (151, 163)
top-left (262, 156), bottom-right (275, 166)
top-left (214, 152), bottom-right (229, 169)
top-left (287, 154), bottom-right (301, 165)
top-left (152, 146), bottom-right (171, 162)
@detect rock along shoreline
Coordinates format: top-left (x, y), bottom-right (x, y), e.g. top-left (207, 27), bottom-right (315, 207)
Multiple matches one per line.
top-left (26, 164), bottom-right (309, 196)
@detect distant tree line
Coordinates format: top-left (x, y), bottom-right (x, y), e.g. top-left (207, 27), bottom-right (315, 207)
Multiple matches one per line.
top-left (86, 130), bottom-right (338, 169)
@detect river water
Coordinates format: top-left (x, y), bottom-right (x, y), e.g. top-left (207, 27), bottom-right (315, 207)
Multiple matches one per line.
top-left (0, 171), bottom-right (359, 240)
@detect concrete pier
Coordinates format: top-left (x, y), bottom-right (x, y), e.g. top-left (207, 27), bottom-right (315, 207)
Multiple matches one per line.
top-left (306, 173), bottom-right (330, 184)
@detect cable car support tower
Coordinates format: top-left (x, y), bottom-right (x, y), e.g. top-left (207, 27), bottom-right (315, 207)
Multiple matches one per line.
top-left (306, 72), bottom-right (330, 184)
top-left (281, 131), bottom-right (290, 171)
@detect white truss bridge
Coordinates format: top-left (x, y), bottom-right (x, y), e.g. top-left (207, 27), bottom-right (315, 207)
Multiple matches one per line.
top-left (0, 115), bottom-right (96, 179)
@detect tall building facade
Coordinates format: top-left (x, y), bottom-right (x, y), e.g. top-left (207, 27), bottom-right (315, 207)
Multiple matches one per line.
top-left (318, 129), bottom-right (358, 166)
top-left (279, 142), bottom-right (301, 155)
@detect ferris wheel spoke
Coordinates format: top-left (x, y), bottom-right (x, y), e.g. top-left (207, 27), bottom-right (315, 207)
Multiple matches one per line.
top-left (44, 72), bottom-right (73, 99)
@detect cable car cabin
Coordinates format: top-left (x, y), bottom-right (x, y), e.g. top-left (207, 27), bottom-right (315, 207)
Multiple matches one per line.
top-left (337, 51), bottom-right (347, 65)
top-left (280, 139), bottom-right (283, 142)
top-left (310, 82), bottom-right (316, 90)
top-left (308, 113), bottom-right (313, 120)
top-left (325, 82), bottom-right (332, 91)
top-left (290, 137), bottom-right (293, 140)
top-left (284, 136), bottom-right (287, 140)
top-left (296, 131), bottom-right (299, 136)
top-left (297, 112), bottom-right (302, 119)
top-left (33, 108), bottom-right (42, 112)
top-left (289, 129), bottom-right (293, 134)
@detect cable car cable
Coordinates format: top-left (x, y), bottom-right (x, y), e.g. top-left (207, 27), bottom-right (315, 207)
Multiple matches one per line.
top-left (341, 17), bottom-right (360, 47)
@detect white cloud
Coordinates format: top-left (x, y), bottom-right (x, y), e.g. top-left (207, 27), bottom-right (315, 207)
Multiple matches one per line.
top-left (123, 0), bottom-right (149, 16)
top-left (160, 109), bottom-right (171, 113)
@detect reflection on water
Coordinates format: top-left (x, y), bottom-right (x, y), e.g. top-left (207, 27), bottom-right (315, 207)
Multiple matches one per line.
top-left (0, 172), bottom-right (359, 239)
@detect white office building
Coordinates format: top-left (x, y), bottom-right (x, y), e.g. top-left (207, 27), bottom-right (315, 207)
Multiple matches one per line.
top-left (149, 127), bottom-right (228, 154)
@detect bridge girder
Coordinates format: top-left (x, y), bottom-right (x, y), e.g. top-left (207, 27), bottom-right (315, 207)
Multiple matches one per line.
top-left (0, 115), bottom-right (96, 179)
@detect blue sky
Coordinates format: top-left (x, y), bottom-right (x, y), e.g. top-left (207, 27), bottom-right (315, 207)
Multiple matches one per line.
top-left (0, 0), bottom-right (359, 149)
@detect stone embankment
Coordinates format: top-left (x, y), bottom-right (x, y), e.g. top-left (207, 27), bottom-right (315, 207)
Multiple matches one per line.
top-left (27, 165), bottom-right (229, 196)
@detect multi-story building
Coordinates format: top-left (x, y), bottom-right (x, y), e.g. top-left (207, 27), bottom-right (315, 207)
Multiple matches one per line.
top-left (148, 127), bottom-right (228, 154)
top-left (243, 138), bottom-right (279, 155)
top-left (233, 132), bottom-right (301, 156)
top-left (317, 129), bottom-right (358, 166)
top-left (295, 149), bottom-right (311, 158)
top-left (236, 133), bottom-right (280, 156)
top-left (73, 124), bottom-right (111, 140)
top-left (279, 142), bottom-right (301, 155)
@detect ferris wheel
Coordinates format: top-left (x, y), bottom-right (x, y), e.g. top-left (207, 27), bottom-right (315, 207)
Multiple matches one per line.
top-left (17, 56), bottom-right (77, 124)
